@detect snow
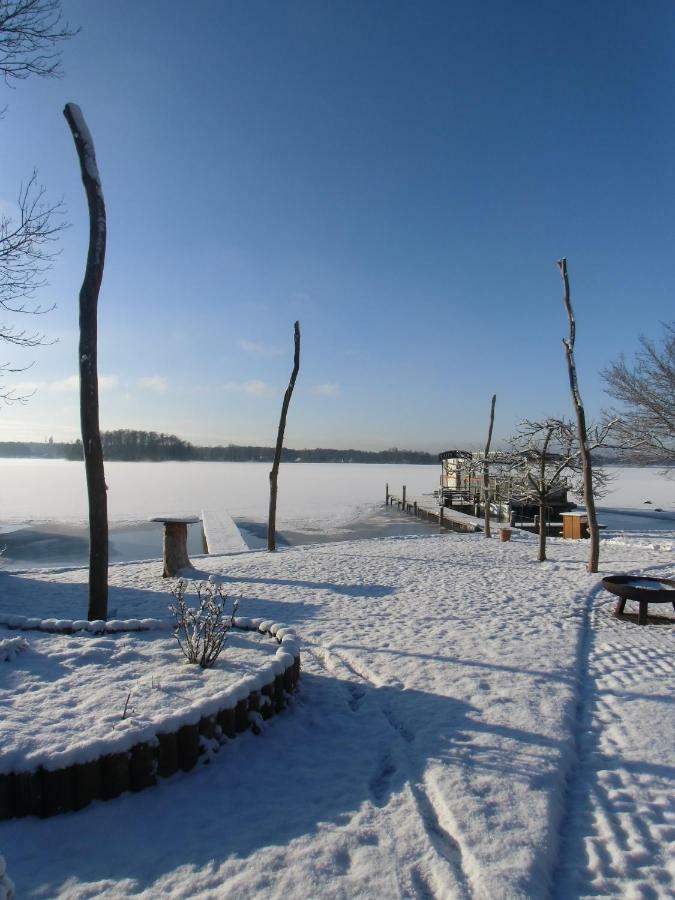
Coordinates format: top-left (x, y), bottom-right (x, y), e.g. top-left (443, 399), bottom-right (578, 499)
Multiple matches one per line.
top-left (0, 637), bottom-right (28, 663)
top-left (0, 527), bottom-right (672, 898)
top-left (623, 578), bottom-right (675, 591)
top-left (600, 466), bottom-right (675, 511)
top-left (201, 507), bottom-right (248, 554)
top-left (149, 515), bottom-right (201, 524)
top-left (0, 459), bottom-right (435, 528)
top-left (0, 625), bottom-right (282, 773)
top-left (0, 856), bottom-right (14, 900)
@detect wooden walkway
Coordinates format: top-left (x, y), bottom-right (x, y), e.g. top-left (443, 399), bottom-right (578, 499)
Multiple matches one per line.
top-left (201, 509), bottom-right (248, 554)
top-left (386, 491), bottom-right (483, 533)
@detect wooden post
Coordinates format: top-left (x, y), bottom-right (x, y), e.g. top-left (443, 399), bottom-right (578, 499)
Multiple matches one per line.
top-left (63, 103), bottom-right (108, 621)
top-left (385, 483), bottom-right (389, 503)
top-left (413, 501), bottom-right (417, 516)
top-left (558, 258), bottom-right (600, 573)
top-left (162, 522), bottom-right (191, 577)
top-left (440, 506), bottom-right (444, 529)
top-left (402, 485), bottom-right (406, 509)
top-left (268, 322), bottom-right (300, 552)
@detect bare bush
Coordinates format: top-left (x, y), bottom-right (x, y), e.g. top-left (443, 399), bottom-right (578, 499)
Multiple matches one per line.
top-left (169, 576), bottom-right (239, 669)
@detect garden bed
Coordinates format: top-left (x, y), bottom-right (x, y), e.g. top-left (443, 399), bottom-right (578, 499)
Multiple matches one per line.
top-left (0, 617), bottom-right (300, 819)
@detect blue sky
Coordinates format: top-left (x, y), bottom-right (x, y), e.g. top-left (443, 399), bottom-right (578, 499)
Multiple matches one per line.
top-left (2, 0), bottom-right (674, 450)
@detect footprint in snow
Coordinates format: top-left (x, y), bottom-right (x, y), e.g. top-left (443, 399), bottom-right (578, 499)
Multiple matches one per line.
top-left (369, 753), bottom-right (398, 806)
top-left (347, 684), bottom-right (366, 711)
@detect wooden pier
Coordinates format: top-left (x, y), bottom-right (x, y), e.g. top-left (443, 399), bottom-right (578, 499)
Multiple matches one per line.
top-left (201, 509), bottom-right (248, 554)
top-left (385, 484), bottom-right (482, 534)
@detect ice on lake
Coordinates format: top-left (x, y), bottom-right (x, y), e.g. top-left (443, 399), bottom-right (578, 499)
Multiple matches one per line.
top-left (0, 459), bottom-right (673, 568)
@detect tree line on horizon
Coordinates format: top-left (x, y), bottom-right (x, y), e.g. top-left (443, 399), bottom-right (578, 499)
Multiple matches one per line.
top-left (0, 430), bottom-right (440, 465)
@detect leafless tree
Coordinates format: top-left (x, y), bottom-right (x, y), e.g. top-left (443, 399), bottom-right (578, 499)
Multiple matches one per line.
top-left (64, 102), bottom-right (108, 621)
top-left (602, 321), bottom-right (675, 467)
top-left (0, 172), bottom-right (63, 401)
top-left (0, 1), bottom-right (76, 402)
top-left (482, 393), bottom-right (496, 537)
top-left (268, 321), bottom-right (300, 552)
top-left (508, 418), bottom-right (614, 563)
top-left (0, 0), bottom-right (77, 82)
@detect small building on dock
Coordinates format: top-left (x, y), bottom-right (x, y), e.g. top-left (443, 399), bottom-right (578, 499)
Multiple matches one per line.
top-left (438, 449), bottom-right (576, 533)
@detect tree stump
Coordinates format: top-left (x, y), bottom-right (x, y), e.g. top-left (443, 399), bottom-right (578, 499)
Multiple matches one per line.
top-left (150, 516), bottom-right (200, 577)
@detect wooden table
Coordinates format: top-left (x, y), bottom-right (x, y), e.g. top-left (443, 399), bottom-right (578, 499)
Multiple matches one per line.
top-left (150, 515), bottom-right (201, 577)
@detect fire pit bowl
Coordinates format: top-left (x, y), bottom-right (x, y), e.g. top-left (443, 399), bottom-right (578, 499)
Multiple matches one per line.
top-left (602, 575), bottom-right (675, 625)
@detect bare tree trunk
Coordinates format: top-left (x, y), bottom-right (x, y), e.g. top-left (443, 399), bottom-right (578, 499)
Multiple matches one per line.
top-left (63, 103), bottom-right (108, 620)
top-left (558, 258), bottom-right (599, 573)
top-left (536, 427), bottom-right (553, 562)
top-left (483, 394), bottom-right (496, 537)
top-left (268, 321), bottom-right (300, 552)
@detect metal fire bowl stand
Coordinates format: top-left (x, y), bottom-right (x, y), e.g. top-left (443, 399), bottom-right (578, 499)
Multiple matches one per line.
top-left (602, 574), bottom-right (675, 626)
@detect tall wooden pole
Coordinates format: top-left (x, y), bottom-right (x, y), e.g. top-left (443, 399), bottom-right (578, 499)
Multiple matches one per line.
top-left (558, 258), bottom-right (600, 573)
top-left (63, 103), bottom-right (108, 619)
top-left (268, 321), bottom-right (300, 552)
top-left (483, 394), bottom-right (496, 537)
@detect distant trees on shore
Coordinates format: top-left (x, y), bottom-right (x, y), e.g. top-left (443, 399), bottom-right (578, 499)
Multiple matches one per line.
top-left (0, 430), bottom-right (438, 464)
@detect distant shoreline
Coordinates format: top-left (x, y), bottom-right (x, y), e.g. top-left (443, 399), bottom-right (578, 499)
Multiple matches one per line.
top-left (0, 456), bottom-right (438, 465)
top-left (0, 432), bottom-right (439, 465)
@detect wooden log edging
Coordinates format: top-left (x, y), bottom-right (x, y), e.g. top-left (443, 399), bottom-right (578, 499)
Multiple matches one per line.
top-left (0, 619), bottom-right (301, 820)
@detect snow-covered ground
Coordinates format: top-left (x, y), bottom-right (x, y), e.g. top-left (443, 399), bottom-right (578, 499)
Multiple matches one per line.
top-left (0, 528), bottom-right (672, 898)
top-left (0, 624), bottom-right (277, 774)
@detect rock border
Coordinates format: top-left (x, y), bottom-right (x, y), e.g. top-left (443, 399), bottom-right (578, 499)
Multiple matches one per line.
top-left (0, 612), bottom-right (168, 634)
top-left (0, 619), bottom-right (300, 820)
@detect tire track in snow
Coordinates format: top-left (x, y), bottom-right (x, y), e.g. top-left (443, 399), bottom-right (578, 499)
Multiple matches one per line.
top-left (305, 642), bottom-right (474, 899)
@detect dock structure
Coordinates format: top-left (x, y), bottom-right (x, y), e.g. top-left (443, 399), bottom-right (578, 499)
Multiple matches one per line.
top-left (201, 509), bottom-right (248, 555)
top-left (385, 486), bottom-right (482, 533)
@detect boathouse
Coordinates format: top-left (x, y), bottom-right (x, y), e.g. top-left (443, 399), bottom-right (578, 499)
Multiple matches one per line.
top-left (438, 449), bottom-right (576, 532)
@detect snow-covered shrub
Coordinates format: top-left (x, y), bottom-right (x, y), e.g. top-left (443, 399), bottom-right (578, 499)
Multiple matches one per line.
top-left (0, 854), bottom-right (15, 900)
top-left (169, 577), bottom-right (239, 669)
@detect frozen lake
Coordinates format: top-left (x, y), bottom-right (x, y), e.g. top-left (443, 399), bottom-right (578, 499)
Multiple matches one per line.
top-left (0, 460), bottom-right (440, 568)
top-left (0, 459), bottom-right (672, 568)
